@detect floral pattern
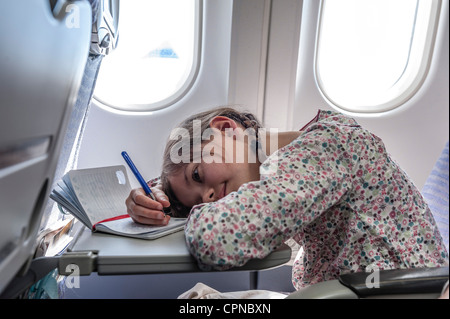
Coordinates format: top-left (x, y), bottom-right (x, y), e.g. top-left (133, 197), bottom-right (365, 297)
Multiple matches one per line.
top-left (184, 110), bottom-right (449, 290)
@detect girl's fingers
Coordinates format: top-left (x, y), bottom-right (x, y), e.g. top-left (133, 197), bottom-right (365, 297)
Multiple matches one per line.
top-left (131, 188), bottom-right (164, 210)
top-left (127, 206), bottom-right (170, 225)
top-left (125, 187), bottom-right (171, 225)
top-left (153, 188), bottom-right (171, 208)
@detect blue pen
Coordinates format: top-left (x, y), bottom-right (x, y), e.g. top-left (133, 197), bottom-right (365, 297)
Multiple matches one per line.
top-left (121, 151), bottom-right (156, 201)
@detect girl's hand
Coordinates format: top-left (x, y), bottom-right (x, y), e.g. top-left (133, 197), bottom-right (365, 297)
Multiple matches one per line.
top-left (125, 185), bottom-right (171, 225)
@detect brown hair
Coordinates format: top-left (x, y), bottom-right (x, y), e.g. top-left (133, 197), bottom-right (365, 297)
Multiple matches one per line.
top-left (161, 106), bottom-right (262, 217)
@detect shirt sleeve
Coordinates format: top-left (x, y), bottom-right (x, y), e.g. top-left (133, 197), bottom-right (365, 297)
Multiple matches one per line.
top-left (185, 125), bottom-right (355, 270)
top-left (146, 176), bottom-right (161, 188)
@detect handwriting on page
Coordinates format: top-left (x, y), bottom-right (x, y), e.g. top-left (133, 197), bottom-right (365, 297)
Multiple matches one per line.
top-left (69, 167), bottom-right (131, 225)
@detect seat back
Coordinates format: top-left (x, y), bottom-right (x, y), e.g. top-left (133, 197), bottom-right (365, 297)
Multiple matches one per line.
top-left (0, 0), bottom-right (92, 293)
top-left (422, 141), bottom-right (449, 252)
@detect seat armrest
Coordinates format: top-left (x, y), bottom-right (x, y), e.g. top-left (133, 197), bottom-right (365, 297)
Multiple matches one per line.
top-left (287, 267), bottom-right (448, 299)
top-left (286, 279), bottom-right (359, 299)
top-left (339, 267), bottom-right (449, 298)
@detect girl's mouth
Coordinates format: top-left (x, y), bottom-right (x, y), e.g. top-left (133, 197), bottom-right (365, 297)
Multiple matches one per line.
top-left (219, 183), bottom-right (226, 199)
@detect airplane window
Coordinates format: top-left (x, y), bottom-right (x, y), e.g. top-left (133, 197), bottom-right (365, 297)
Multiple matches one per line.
top-left (316, 0), bottom-right (441, 113)
top-left (94, 0), bottom-right (201, 111)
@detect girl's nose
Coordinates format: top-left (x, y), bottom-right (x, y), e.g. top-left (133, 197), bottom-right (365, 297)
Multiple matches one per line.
top-left (202, 187), bottom-right (215, 203)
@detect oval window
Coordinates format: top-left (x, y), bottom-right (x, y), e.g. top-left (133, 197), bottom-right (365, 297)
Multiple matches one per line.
top-left (316, 0), bottom-right (441, 113)
top-left (94, 0), bottom-right (201, 111)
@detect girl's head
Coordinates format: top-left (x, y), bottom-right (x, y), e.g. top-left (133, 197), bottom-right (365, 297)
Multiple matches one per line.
top-left (161, 107), bottom-right (263, 217)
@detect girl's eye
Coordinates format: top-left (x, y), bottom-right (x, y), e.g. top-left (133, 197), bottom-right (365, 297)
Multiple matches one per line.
top-left (192, 166), bottom-right (202, 183)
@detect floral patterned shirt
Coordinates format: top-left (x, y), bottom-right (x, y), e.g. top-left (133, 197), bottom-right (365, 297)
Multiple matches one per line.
top-left (184, 110), bottom-right (449, 289)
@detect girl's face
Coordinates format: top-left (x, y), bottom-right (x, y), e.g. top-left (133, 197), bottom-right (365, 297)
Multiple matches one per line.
top-left (167, 117), bottom-right (260, 208)
top-left (168, 160), bottom-right (256, 208)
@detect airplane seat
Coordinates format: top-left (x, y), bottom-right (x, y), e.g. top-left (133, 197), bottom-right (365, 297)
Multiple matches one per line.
top-left (421, 141), bottom-right (449, 252)
top-left (0, 0), bottom-right (118, 298)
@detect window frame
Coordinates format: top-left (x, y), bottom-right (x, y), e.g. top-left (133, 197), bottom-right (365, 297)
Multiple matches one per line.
top-left (93, 0), bottom-right (203, 112)
top-left (314, 0), bottom-right (442, 113)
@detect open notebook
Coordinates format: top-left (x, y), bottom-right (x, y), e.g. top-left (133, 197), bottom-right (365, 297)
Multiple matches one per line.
top-left (50, 165), bottom-right (186, 239)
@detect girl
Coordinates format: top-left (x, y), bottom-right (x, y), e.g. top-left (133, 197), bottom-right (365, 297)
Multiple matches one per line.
top-left (125, 107), bottom-right (448, 290)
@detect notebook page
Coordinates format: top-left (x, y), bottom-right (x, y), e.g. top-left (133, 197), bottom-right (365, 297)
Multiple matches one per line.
top-left (98, 217), bottom-right (186, 235)
top-left (67, 165), bottom-right (132, 225)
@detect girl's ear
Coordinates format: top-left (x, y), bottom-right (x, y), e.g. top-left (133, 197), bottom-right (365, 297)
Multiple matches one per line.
top-left (209, 116), bottom-right (238, 132)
